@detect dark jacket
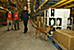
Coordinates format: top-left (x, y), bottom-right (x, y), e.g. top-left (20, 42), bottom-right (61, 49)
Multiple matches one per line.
top-left (21, 10), bottom-right (30, 20)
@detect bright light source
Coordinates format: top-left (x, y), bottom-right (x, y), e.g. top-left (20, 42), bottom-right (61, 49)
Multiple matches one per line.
top-left (27, 0), bottom-right (31, 13)
top-left (28, 0), bottom-right (30, 2)
top-left (28, 3), bottom-right (30, 4)
top-left (0, 7), bottom-right (3, 9)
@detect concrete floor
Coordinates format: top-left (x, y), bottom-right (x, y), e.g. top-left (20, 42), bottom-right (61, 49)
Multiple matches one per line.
top-left (0, 20), bottom-right (58, 50)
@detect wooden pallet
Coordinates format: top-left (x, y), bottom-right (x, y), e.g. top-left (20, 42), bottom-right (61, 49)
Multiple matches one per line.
top-left (51, 38), bottom-right (68, 50)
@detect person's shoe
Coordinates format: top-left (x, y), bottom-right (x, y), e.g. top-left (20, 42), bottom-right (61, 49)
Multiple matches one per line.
top-left (25, 29), bottom-right (28, 33)
top-left (11, 28), bottom-right (13, 30)
top-left (18, 28), bottom-right (20, 30)
top-left (7, 29), bottom-right (9, 31)
top-left (15, 28), bottom-right (16, 30)
top-left (23, 32), bottom-right (26, 33)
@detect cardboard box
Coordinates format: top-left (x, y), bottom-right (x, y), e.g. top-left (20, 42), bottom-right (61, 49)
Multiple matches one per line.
top-left (41, 16), bottom-right (44, 23)
top-left (37, 16), bottom-right (39, 22)
top-left (60, 29), bottom-right (74, 36)
top-left (37, 16), bottom-right (44, 27)
top-left (53, 29), bottom-right (74, 50)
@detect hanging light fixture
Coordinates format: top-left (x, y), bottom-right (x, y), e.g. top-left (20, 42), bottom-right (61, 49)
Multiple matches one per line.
top-left (27, 0), bottom-right (31, 13)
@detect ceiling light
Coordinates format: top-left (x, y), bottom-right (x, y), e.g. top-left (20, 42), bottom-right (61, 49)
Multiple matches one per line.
top-left (28, 0), bottom-right (30, 2)
top-left (0, 7), bottom-right (3, 9)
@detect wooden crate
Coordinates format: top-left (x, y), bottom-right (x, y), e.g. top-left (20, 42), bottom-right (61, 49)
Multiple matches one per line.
top-left (53, 29), bottom-right (74, 50)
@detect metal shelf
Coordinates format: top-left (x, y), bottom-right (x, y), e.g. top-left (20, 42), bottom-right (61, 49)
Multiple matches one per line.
top-left (32, 0), bottom-right (48, 16)
top-left (57, 0), bottom-right (74, 7)
top-left (10, 0), bottom-right (22, 11)
top-left (0, 10), bottom-right (6, 13)
top-left (64, 4), bottom-right (74, 8)
top-left (32, 0), bottom-right (74, 16)
top-left (0, 6), bottom-right (8, 11)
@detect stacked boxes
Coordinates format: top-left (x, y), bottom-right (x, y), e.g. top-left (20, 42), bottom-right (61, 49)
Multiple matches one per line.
top-left (44, 8), bottom-right (73, 30)
top-left (53, 29), bottom-right (74, 50)
top-left (67, 17), bottom-right (73, 30)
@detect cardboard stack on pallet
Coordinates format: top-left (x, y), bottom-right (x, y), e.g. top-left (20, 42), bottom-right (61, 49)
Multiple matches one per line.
top-left (36, 16), bottom-right (39, 26)
top-left (36, 16), bottom-right (44, 27)
top-left (53, 29), bottom-right (74, 50)
top-left (44, 8), bottom-right (73, 30)
top-left (41, 16), bottom-right (44, 27)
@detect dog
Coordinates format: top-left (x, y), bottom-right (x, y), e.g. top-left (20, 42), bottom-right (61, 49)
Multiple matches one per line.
top-left (32, 25), bottom-right (55, 40)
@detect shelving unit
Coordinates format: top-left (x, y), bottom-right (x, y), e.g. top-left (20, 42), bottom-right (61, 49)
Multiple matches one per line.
top-left (10, 0), bottom-right (22, 11)
top-left (32, 0), bottom-right (74, 27)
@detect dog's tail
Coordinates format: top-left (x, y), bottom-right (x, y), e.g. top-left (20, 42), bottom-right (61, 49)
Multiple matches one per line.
top-left (30, 19), bottom-right (37, 29)
top-left (32, 25), bottom-right (37, 29)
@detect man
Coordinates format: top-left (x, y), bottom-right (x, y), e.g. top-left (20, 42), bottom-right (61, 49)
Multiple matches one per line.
top-left (6, 8), bottom-right (13, 31)
top-left (20, 6), bottom-right (30, 33)
top-left (13, 7), bottom-right (20, 30)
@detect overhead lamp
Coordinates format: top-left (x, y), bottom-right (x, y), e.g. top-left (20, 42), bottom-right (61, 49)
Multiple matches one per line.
top-left (27, 0), bottom-right (30, 2)
top-left (28, 3), bottom-right (30, 4)
top-left (0, 7), bottom-right (3, 9)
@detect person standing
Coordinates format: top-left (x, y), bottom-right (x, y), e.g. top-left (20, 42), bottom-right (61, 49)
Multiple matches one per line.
top-left (20, 6), bottom-right (30, 33)
top-left (6, 8), bottom-right (13, 31)
top-left (13, 7), bottom-right (20, 30)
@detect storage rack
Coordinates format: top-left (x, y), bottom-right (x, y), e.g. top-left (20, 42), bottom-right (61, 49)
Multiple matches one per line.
top-left (32, 0), bottom-right (74, 27)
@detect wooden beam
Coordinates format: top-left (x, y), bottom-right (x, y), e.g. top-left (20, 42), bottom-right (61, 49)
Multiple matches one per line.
top-left (10, 0), bottom-right (22, 11)
top-left (0, 6), bottom-right (8, 10)
top-left (36, 0), bottom-right (68, 16)
top-left (64, 4), bottom-right (74, 8)
top-left (50, 0), bottom-right (67, 8)
top-left (34, 0), bottom-right (37, 5)
top-left (52, 38), bottom-right (68, 50)
top-left (1, 0), bottom-right (3, 2)
top-left (71, 12), bottom-right (74, 14)
top-left (17, 0), bottom-right (23, 9)
top-left (32, 0), bottom-right (48, 16)
top-left (57, 0), bottom-right (74, 7)
top-left (0, 10), bottom-right (6, 13)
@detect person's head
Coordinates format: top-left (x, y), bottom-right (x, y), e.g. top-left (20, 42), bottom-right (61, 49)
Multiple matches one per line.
top-left (24, 6), bottom-right (27, 10)
top-left (8, 8), bottom-right (11, 11)
top-left (15, 7), bottom-right (17, 10)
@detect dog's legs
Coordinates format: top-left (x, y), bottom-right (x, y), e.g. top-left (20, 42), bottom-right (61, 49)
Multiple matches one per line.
top-left (35, 30), bottom-right (39, 38)
top-left (44, 33), bottom-right (49, 40)
top-left (39, 32), bottom-right (41, 37)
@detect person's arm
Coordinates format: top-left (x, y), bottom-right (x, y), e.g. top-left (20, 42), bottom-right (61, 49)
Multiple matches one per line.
top-left (20, 11), bottom-right (23, 21)
top-left (18, 12), bottom-right (21, 19)
top-left (12, 12), bottom-right (13, 18)
top-left (6, 11), bottom-right (8, 18)
top-left (28, 11), bottom-right (30, 18)
top-left (13, 11), bottom-right (15, 20)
